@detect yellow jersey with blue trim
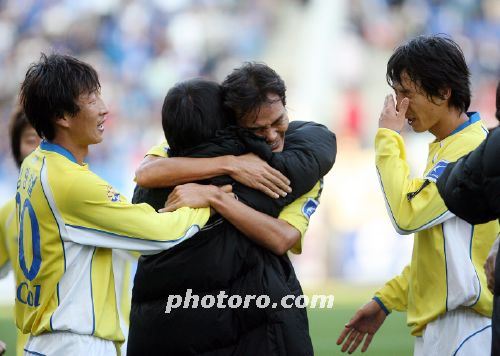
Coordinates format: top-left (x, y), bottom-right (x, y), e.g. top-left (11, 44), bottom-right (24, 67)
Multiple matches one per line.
top-left (0, 198), bottom-right (16, 278)
top-left (14, 141), bottom-right (210, 345)
top-left (0, 198), bottom-right (30, 356)
top-left (374, 113), bottom-right (499, 336)
top-left (145, 142), bottom-right (322, 254)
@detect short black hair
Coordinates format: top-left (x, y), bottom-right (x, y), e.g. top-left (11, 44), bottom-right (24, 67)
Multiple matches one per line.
top-left (19, 53), bottom-right (101, 141)
top-left (496, 80), bottom-right (500, 122)
top-left (221, 62), bottom-right (286, 121)
top-left (9, 108), bottom-right (32, 168)
top-left (387, 35), bottom-right (471, 113)
top-left (161, 78), bottom-right (233, 154)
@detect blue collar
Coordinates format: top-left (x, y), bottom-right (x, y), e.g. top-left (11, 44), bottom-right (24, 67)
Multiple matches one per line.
top-left (449, 112), bottom-right (480, 136)
top-left (40, 141), bottom-right (78, 164)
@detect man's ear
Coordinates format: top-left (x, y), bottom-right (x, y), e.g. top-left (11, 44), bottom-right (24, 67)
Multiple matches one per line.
top-left (440, 87), bottom-right (452, 101)
top-left (54, 114), bottom-right (70, 129)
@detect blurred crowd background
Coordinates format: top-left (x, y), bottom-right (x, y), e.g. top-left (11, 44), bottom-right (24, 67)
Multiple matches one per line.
top-left (0, 0), bottom-right (499, 303)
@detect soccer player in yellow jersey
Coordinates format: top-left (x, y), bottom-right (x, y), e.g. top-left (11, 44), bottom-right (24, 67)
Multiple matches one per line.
top-left (337, 35), bottom-right (499, 355)
top-left (15, 53), bottom-right (230, 356)
top-left (0, 109), bottom-right (40, 356)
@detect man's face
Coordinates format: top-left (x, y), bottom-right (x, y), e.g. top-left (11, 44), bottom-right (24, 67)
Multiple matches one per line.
top-left (238, 93), bottom-right (289, 152)
top-left (69, 91), bottom-right (108, 146)
top-left (20, 125), bottom-right (41, 161)
top-left (393, 71), bottom-right (448, 136)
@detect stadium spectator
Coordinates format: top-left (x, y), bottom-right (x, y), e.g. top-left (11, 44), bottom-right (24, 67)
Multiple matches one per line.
top-left (337, 35), bottom-right (499, 355)
top-left (0, 108), bottom-right (40, 356)
top-left (15, 52), bottom-right (228, 356)
top-left (129, 65), bottom-right (336, 354)
top-left (437, 79), bottom-right (500, 355)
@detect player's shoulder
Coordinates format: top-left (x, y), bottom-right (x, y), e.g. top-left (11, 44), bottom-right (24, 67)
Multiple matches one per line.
top-left (146, 141), bottom-right (169, 158)
top-left (441, 121), bottom-right (487, 159)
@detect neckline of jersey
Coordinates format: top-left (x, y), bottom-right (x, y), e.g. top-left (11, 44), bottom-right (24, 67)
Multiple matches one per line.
top-left (448, 112), bottom-right (480, 137)
top-left (40, 140), bottom-right (78, 164)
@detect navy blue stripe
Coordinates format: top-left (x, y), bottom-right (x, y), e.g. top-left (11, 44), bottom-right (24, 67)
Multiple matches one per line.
top-left (449, 112), bottom-right (480, 136)
top-left (24, 349), bottom-right (47, 356)
top-left (442, 224), bottom-right (449, 312)
top-left (40, 157), bottom-right (67, 272)
top-left (316, 178), bottom-right (324, 200)
top-left (41, 156), bottom-right (66, 331)
top-left (40, 140), bottom-right (78, 164)
top-left (90, 247), bottom-right (96, 335)
top-left (469, 225), bottom-right (481, 307)
top-left (66, 223), bottom-right (200, 243)
top-left (452, 324), bottom-right (491, 356)
top-left (372, 296), bottom-right (390, 315)
top-left (376, 168), bottom-right (449, 233)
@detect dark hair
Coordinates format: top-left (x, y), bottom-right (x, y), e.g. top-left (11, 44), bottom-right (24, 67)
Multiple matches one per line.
top-left (161, 78), bottom-right (233, 153)
top-left (9, 108), bottom-right (32, 168)
top-left (221, 62), bottom-right (286, 121)
top-left (19, 53), bottom-right (101, 141)
top-left (387, 35), bottom-right (471, 112)
top-left (496, 80), bottom-right (500, 122)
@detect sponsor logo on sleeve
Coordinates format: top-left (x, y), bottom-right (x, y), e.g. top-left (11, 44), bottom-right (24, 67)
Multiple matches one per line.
top-left (302, 198), bottom-right (319, 220)
top-left (425, 160), bottom-right (449, 183)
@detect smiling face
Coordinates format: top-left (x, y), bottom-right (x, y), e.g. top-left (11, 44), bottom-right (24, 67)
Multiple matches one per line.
top-left (393, 71), bottom-right (450, 137)
top-left (68, 91), bottom-right (109, 146)
top-left (238, 93), bottom-right (289, 152)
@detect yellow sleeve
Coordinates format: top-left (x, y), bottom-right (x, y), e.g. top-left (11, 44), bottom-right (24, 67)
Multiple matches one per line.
top-left (375, 129), bottom-right (451, 234)
top-left (374, 264), bottom-right (410, 313)
top-left (0, 219), bottom-right (9, 277)
top-left (57, 170), bottom-right (210, 254)
top-left (146, 141), bottom-right (169, 157)
top-left (0, 201), bottom-right (12, 277)
top-left (279, 181), bottom-right (322, 254)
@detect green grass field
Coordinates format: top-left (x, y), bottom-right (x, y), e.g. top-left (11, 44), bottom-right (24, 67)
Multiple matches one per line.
top-left (0, 282), bottom-right (413, 355)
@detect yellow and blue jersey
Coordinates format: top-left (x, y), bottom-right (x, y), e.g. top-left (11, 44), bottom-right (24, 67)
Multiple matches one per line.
top-left (374, 113), bottom-right (499, 336)
top-left (0, 198), bottom-right (29, 356)
top-left (14, 141), bottom-right (210, 346)
top-left (145, 141), bottom-right (322, 255)
top-left (0, 198), bottom-right (16, 278)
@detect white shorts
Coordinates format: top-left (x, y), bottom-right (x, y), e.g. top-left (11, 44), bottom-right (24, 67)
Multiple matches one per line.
top-left (414, 308), bottom-right (491, 356)
top-left (24, 332), bottom-right (117, 356)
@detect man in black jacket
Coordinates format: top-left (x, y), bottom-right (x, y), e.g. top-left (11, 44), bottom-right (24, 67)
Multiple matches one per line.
top-left (437, 80), bottom-right (500, 355)
top-left (128, 66), bottom-right (336, 355)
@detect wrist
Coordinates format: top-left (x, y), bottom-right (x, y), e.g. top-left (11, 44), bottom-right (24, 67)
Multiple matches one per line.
top-left (220, 155), bottom-right (237, 176)
top-left (207, 186), bottom-right (226, 211)
top-left (372, 296), bottom-right (391, 315)
top-left (378, 125), bottom-right (402, 134)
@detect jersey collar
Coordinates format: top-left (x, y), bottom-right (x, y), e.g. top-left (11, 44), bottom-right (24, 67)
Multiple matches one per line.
top-left (40, 140), bottom-right (78, 164)
top-left (449, 112), bottom-right (480, 136)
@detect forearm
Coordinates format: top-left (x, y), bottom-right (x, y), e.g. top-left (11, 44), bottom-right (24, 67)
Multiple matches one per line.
top-left (135, 155), bottom-right (234, 188)
top-left (376, 129), bottom-right (450, 233)
top-left (209, 191), bottom-right (300, 255)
